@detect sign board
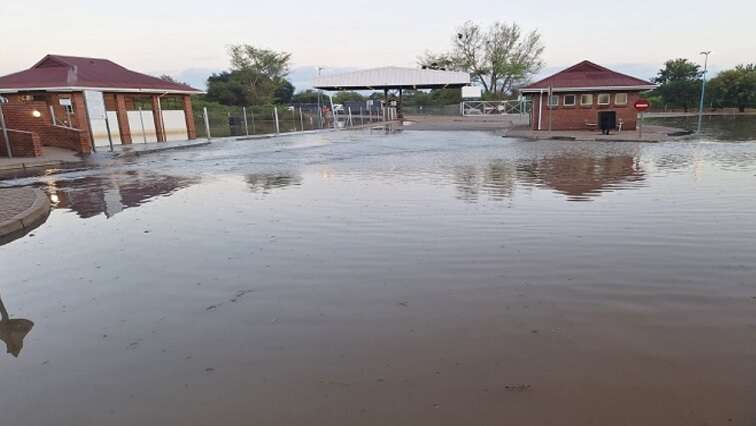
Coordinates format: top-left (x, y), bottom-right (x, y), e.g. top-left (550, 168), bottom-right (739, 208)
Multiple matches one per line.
top-left (59, 98), bottom-right (72, 107)
top-left (462, 86), bottom-right (482, 99)
top-left (634, 99), bottom-right (650, 112)
top-left (83, 90), bottom-right (106, 120)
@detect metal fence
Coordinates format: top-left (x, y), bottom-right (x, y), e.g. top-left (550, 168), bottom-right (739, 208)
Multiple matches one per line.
top-left (193, 104), bottom-right (397, 139)
top-left (461, 100), bottom-right (531, 116)
top-left (402, 104), bottom-right (462, 116)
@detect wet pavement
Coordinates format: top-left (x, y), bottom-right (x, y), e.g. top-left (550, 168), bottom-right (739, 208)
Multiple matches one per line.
top-left (1, 118), bottom-right (756, 425)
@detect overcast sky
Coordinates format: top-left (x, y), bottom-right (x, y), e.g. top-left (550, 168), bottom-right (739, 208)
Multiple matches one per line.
top-left (1, 0), bottom-right (753, 89)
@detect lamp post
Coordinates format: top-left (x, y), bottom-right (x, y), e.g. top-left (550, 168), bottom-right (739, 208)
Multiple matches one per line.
top-left (697, 51), bottom-right (711, 134)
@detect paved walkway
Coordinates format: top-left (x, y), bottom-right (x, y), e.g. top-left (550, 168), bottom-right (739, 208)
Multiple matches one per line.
top-left (0, 187), bottom-right (50, 244)
top-left (503, 124), bottom-right (690, 143)
top-left (0, 147), bottom-right (85, 172)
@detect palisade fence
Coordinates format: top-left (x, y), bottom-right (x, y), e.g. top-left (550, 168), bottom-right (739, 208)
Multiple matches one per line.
top-left (401, 104), bottom-right (463, 116)
top-left (193, 103), bottom-right (395, 139)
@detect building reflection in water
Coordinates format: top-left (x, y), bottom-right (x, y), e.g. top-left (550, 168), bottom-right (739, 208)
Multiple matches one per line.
top-left (0, 293), bottom-right (34, 358)
top-left (246, 172), bottom-right (303, 194)
top-left (454, 153), bottom-right (646, 202)
top-left (518, 154), bottom-right (645, 201)
top-left (46, 171), bottom-right (199, 218)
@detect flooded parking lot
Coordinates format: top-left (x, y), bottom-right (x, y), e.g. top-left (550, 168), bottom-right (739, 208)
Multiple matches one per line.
top-left (2, 120), bottom-right (756, 425)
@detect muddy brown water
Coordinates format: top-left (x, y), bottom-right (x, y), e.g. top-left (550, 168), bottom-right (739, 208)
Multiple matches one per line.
top-left (1, 122), bottom-right (756, 425)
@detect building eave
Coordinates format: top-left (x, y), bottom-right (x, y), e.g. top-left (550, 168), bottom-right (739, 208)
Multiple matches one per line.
top-left (0, 86), bottom-right (205, 95)
top-left (520, 85), bottom-right (656, 94)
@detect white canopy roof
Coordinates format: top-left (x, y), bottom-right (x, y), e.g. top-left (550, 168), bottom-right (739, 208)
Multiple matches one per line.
top-left (313, 67), bottom-right (470, 91)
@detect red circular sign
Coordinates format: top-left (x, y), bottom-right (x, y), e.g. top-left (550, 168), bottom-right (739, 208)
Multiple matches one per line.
top-left (634, 99), bottom-right (650, 111)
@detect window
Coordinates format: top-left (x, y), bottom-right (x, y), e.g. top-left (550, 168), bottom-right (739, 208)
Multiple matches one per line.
top-left (548, 95), bottom-right (559, 107)
top-left (597, 94), bottom-right (611, 105)
top-left (563, 94), bottom-right (577, 106)
top-left (615, 93), bottom-right (628, 105)
top-left (580, 94), bottom-right (593, 106)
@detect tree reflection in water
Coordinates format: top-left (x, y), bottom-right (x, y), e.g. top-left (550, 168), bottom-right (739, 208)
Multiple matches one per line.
top-left (246, 173), bottom-right (303, 193)
top-left (0, 293), bottom-right (34, 358)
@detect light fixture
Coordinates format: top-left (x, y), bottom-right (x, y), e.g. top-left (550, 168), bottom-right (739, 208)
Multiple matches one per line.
top-left (32, 110), bottom-right (41, 118)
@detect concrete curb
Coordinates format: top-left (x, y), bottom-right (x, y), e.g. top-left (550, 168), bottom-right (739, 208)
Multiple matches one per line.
top-left (112, 141), bottom-right (212, 159)
top-left (0, 188), bottom-right (51, 244)
top-left (0, 160), bottom-right (87, 173)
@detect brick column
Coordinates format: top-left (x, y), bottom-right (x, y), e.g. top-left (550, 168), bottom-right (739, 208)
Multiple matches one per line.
top-left (114, 94), bottom-right (132, 144)
top-left (182, 95), bottom-right (196, 139)
top-left (151, 95), bottom-right (166, 142)
top-left (71, 92), bottom-right (93, 153)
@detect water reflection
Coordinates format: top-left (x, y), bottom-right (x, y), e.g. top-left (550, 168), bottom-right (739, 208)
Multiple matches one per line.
top-left (47, 171), bottom-right (198, 218)
top-left (0, 293), bottom-right (34, 358)
top-left (517, 154), bottom-right (645, 201)
top-left (246, 173), bottom-right (302, 193)
top-left (453, 153), bottom-right (646, 202)
top-left (453, 161), bottom-right (516, 202)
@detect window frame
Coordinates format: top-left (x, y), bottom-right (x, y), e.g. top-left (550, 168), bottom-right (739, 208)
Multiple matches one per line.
top-left (580, 94), bottom-right (593, 106)
top-left (547, 95), bottom-right (559, 107)
top-left (563, 94), bottom-right (577, 107)
top-left (614, 93), bottom-right (628, 106)
top-left (597, 93), bottom-right (611, 106)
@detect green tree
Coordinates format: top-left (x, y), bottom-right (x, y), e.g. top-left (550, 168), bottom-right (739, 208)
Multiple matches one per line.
top-left (419, 21), bottom-right (544, 97)
top-left (206, 44), bottom-right (293, 106)
top-left (273, 79), bottom-right (295, 104)
top-left (333, 91), bottom-right (365, 104)
top-left (205, 71), bottom-right (249, 105)
top-left (708, 64), bottom-right (756, 112)
top-left (651, 58), bottom-right (702, 112)
top-left (292, 89), bottom-right (323, 104)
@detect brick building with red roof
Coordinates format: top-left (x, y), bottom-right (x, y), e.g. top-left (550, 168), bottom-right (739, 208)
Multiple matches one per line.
top-left (520, 61), bottom-right (655, 132)
top-left (0, 55), bottom-right (202, 157)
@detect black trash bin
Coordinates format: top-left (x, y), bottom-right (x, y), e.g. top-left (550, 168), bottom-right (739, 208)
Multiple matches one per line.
top-left (598, 111), bottom-right (616, 135)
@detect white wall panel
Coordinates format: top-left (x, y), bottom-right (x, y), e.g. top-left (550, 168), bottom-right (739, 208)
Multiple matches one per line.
top-left (127, 110), bottom-right (158, 143)
top-left (162, 110), bottom-right (188, 141)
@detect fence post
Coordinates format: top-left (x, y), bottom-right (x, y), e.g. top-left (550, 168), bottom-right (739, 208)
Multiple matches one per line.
top-left (203, 107), bottom-right (211, 140)
top-left (138, 106), bottom-right (147, 143)
top-left (347, 107), bottom-right (353, 128)
top-left (368, 107), bottom-right (372, 123)
top-left (250, 110), bottom-right (256, 134)
top-left (299, 107), bottom-right (304, 131)
top-left (0, 100), bottom-right (12, 159)
top-left (242, 106), bottom-right (250, 136)
top-left (329, 95), bottom-right (337, 129)
top-left (274, 107), bottom-right (280, 134)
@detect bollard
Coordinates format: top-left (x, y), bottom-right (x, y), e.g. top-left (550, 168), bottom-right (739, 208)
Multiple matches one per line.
top-left (242, 106), bottom-right (250, 136)
top-left (203, 107), bottom-right (211, 140)
top-left (274, 107), bottom-right (280, 134)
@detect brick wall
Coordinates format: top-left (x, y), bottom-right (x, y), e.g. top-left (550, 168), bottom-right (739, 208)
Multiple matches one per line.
top-left (1, 94), bottom-right (91, 154)
top-left (0, 129), bottom-right (42, 157)
top-left (530, 91), bottom-right (644, 131)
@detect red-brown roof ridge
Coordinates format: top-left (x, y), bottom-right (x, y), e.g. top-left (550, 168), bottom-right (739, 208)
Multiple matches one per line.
top-left (0, 54), bottom-right (201, 94)
top-left (521, 60), bottom-right (655, 91)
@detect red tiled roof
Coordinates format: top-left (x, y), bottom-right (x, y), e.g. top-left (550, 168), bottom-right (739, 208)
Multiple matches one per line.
top-left (521, 60), bottom-right (655, 92)
top-left (0, 54), bottom-right (201, 93)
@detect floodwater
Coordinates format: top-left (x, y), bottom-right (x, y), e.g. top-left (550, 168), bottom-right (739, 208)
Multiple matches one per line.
top-left (2, 120), bottom-right (756, 425)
